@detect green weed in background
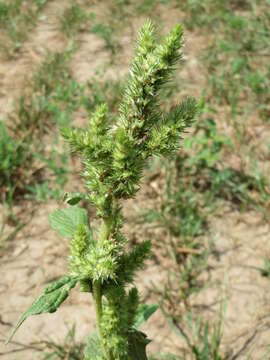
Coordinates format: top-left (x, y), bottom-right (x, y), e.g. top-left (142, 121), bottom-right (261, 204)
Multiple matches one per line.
top-left (167, 301), bottom-right (226, 360)
top-left (91, 22), bottom-right (117, 56)
top-left (176, 0), bottom-right (250, 30)
top-left (182, 0), bottom-right (270, 122)
top-left (2, 50), bottom-right (82, 199)
top-left (0, 0), bottom-right (50, 56)
top-left (0, 121), bottom-right (29, 247)
top-left (59, 1), bottom-right (117, 57)
top-left (205, 13), bottom-right (270, 120)
top-left (136, 0), bottom-right (156, 15)
top-left (60, 1), bottom-right (94, 37)
top-left (180, 115), bottom-right (268, 211)
top-left (41, 325), bottom-right (84, 360)
top-left (15, 50), bottom-right (78, 134)
top-left (25, 151), bottom-right (69, 202)
top-left (261, 258), bottom-right (270, 278)
top-left (0, 121), bottom-right (29, 202)
top-left (85, 74), bottom-right (124, 116)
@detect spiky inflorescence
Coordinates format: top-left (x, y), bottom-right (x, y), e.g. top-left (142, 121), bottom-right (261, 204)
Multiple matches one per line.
top-left (62, 20), bottom-right (197, 360)
top-left (100, 287), bottom-right (139, 360)
top-left (62, 20), bottom-right (196, 215)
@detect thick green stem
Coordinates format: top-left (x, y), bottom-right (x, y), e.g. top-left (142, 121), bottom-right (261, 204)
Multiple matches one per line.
top-left (92, 280), bottom-right (112, 359)
top-left (92, 216), bottom-right (114, 360)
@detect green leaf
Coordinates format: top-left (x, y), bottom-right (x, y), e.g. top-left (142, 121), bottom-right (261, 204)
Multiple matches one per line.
top-left (63, 192), bottom-right (86, 205)
top-left (128, 330), bottom-right (151, 360)
top-left (6, 276), bottom-right (78, 344)
top-left (134, 304), bottom-right (158, 329)
top-left (50, 206), bottom-right (89, 237)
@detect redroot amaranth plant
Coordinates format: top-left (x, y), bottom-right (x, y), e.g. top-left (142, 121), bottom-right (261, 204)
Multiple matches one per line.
top-left (7, 20), bottom-right (197, 359)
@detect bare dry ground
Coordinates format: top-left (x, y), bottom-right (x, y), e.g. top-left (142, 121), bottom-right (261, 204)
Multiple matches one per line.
top-left (0, 1), bottom-right (269, 359)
